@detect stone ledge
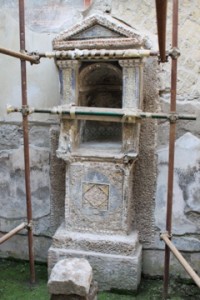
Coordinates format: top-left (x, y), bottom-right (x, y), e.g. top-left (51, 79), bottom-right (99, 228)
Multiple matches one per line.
top-left (51, 224), bottom-right (140, 256)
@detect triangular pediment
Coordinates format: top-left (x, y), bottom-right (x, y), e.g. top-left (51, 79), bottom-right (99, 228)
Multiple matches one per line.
top-left (53, 14), bottom-right (145, 50)
top-left (70, 24), bottom-right (124, 40)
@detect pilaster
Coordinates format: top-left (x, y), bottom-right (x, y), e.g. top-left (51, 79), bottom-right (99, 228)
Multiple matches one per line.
top-left (119, 59), bottom-right (144, 109)
top-left (57, 60), bottom-right (80, 104)
top-left (119, 59), bottom-right (144, 153)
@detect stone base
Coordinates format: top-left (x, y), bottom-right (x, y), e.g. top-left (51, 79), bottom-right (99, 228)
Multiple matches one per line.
top-left (48, 224), bottom-right (142, 291)
top-left (50, 281), bottom-right (98, 300)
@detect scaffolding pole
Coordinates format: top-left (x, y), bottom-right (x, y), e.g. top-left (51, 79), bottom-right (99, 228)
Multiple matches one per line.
top-left (19, 0), bottom-right (35, 284)
top-left (155, 0), bottom-right (168, 62)
top-left (161, 233), bottom-right (200, 289)
top-left (0, 47), bottom-right (160, 62)
top-left (163, 0), bottom-right (179, 298)
top-left (7, 105), bottom-right (196, 122)
top-left (0, 223), bottom-right (27, 245)
top-left (0, 47), bottom-right (39, 64)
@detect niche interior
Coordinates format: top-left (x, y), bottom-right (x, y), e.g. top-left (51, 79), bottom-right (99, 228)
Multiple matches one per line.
top-left (78, 61), bottom-right (122, 149)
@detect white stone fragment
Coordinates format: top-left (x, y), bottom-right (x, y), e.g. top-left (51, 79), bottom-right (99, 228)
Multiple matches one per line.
top-left (155, 133), bottom-right (200, 235)
top-left (48, 258), bottom-right (93, 296)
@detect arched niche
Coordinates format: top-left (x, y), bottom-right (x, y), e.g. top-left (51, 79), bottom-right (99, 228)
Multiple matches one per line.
top-left (78, 62), bottom-right (122, 147)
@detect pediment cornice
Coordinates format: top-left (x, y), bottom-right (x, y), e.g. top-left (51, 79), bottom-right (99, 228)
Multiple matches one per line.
top-left (53, 14), bottom-right (145, 50)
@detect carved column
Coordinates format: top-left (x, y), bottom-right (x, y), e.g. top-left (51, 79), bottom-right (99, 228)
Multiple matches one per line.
top-left (119, 59), bottom-right (144, 153)
top-left (57, 60), bottom-right (80, 104)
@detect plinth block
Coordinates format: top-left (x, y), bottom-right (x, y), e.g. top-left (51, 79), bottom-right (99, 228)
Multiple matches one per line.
top-left (48, 225), bottom-right (142, 291)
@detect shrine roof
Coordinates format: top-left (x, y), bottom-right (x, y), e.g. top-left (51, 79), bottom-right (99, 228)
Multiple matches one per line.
top-left (53, 13), bottom-right (145, 50)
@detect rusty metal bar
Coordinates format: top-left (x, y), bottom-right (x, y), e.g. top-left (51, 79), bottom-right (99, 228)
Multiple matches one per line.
top-left (0, 47), bottom-right (39, 64)
top-left (19, 0), bottom-right (35, 284)
top-left (0, 222), bottom-right (27, 245)
top-left (155, 0), bottom-right (168, 62)
top-left (161, 233), bottom-right (200, 288)
top-left (7, 105), bottom-right (196, 122)
top-left (163, 0), bottom-right (179, 299)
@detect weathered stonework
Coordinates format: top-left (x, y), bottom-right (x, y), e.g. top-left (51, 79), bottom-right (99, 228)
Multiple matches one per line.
top-left (64, 161), bottom-right (135, 234)
top-left (49, 126), bottom-right (66, 234)
top-left (0, 123), bottom-right (51, 236)
top-left (155, 133), bottom-right (200, 235)
top-left (53, 13), bottom-right (144, 50)
top-left (49, 225), bottom-right (142, 291)
top-left (143, 249), bottom-right (200, 279)
top-left (119, 59), bottom-right (144, 154)
top-left (48, 13), bottom-right (146, 291)
top-left (0, 0), bottom-right (200, 284)
top-left (0, 232), bottom-right (51, 262)
top-left (57, 60), bottom-right (80, 104)
top-left (48, 258), bottom-right (93, 296)
top-left (119, 59), bottom-right (143, 109)
top-left (133, 57), bottom-right (159, 247)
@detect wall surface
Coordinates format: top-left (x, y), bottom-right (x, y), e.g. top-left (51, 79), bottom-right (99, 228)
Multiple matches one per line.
top-left (0, 0), bottom-right (200, 280)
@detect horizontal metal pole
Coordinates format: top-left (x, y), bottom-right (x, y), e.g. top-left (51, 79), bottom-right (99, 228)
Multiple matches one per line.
top-left (161, 233), bottom-right (200, 288)
top-left (35, 49), bottom-right (158, 60)
top-left (0, 47), bottom-right (160, 62)
top-left (0, 222), bottom-right (27, 244)
top-left (7, 105), bottom-right (196, 122)
top-left (0, 47), bottom-right (40, 64)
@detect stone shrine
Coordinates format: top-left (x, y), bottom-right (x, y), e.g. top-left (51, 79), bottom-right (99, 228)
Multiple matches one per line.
top-left (48, 14), bottom-right (147, 290)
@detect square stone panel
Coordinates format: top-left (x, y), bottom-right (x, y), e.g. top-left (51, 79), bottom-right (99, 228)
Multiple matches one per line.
top-left (82, 182), bottom-right (109, 211)
top-left (65, 161), bottom-right (133, 233)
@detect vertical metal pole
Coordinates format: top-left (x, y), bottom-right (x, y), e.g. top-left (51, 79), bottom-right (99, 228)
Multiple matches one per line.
top-left (163, 0), bottom-right (179, 298)
top-left (19, 0), bottom-right (35, 284)
top-left (155, 0), bottom-right (168, 62)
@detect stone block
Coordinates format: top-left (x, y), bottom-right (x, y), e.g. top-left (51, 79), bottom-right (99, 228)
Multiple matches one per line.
top-left (29, 126), bottom-right (50, 148)
top-left (48, 258), bottom-right (93, 296)
top-left (153, 232), bottom-right (200, 252)
top-left (50, 281), bottom-right (98, 300)
top-left (155, 133), bottom-right (200, 235)
top-left (0, 145), bottom-right (50, 234)
top-left (64, 161), bottom-right (134, 234)
top-left (0, 233), bottom-right (51, 262)
top-left (49, 126), bottom-right (66, 234)
top-left (0, 124), bottom-right (22, 150)
top-left (48, 228), bottom-right (142, 291)
top-left (143, 249), bottom-right (200, 279)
